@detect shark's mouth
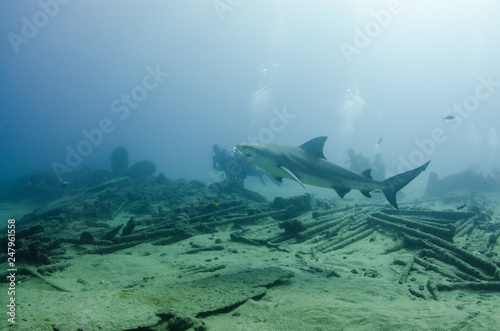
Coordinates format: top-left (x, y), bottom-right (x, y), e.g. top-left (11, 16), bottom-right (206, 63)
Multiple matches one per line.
top-left (236, 145), bottom-right (256, 158)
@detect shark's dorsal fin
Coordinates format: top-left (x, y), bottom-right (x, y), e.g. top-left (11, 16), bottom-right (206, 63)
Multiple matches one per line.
top-left (280, 166), bottom-right (306, 189)
top-left (361, 169), bottom-right (372, 179)
top-left (299, 136), bottom-right (327, 159)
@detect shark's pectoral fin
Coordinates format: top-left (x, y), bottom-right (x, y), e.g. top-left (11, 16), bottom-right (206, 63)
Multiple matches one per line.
top-left (279, 166), bottom-right (306, 190)
top-left (360, 190), bottom-right (372, 198)
top-left (333, 186), bottom-right (351, 199)
top-left (273, 176), bottom-right (283, 182)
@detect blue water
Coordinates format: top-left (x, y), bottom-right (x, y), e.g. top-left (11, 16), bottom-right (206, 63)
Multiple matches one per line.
top-left (1, 0), bottom-right (499, 186)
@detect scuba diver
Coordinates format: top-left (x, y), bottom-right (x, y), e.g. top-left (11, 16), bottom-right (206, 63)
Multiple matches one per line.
top-left (212, 144), bottom-right (280, 187)
top-left (346, 148), bottom-right (372, 173)
top-left (212, 144), bottom-right (229, 173)
top-left (212, 144), bottom-right (246, 185)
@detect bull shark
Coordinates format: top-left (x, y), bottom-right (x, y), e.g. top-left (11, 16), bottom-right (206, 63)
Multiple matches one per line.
top-left (236, 136), bottom-right (430, 209)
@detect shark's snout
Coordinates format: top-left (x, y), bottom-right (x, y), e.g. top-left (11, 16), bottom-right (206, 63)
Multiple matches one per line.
top-left (236, 144), bottom-right (255, 158)
top-left (236, 145), bottom-right (262, 166)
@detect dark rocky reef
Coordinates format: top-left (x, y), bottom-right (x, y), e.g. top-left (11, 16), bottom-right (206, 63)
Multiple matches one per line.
top-left (3, 171), bottom-right (62, 202)
top-left (0, 167), bottom-right (112, 203)
top-left (425, 170), bottom-right (500, 197)
top-left (127, 160), bottom-right (156, 179)
top-left (270, 193), bottom-right (312, 220)
top-left (279, 219), bottom-right (307, 236)
top-left (0, 146), bottom-right (158, 204)
top-left (110, 146), bottom-right (157, 179)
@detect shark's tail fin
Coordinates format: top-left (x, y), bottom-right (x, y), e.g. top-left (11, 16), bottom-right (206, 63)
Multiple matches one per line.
top-left (382, 161), bottom-right (430, 209)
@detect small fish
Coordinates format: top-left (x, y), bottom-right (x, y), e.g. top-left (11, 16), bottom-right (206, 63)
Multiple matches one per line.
top-left (456, 204), bottom-right (466, 210)
top-left (214, 202), bottom-right (221, 207)
top-left (377, 137), bottom-right (383, 145)
top-left (442, 115), bottom-right (456, 121)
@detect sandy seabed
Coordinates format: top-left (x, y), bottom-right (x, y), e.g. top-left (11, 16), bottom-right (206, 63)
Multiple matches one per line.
top-left (1, 180), bottom-right (499, 331)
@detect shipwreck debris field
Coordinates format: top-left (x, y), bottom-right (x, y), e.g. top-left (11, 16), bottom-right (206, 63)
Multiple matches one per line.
top-left (1, 176), bottom-right (500, 330)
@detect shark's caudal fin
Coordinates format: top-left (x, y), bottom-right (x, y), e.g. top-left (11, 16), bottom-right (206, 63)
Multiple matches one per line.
top-left (382, 161), bottom-right (430, 209)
